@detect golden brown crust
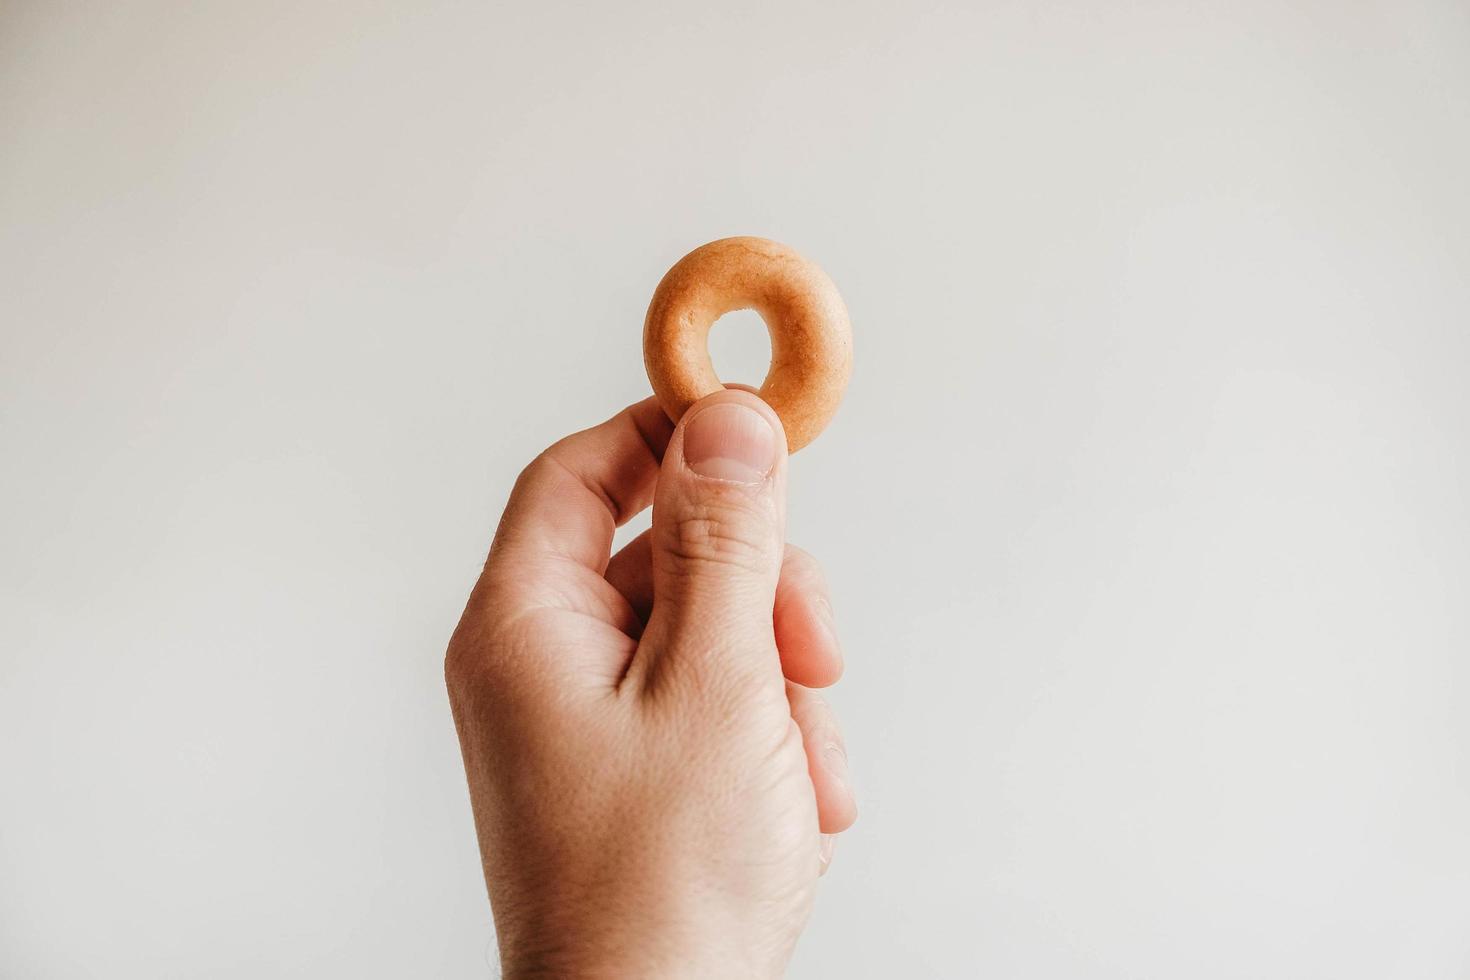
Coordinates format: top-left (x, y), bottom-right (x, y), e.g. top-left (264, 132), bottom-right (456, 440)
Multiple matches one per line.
top-left (642, 237), bottom-right (852, 452)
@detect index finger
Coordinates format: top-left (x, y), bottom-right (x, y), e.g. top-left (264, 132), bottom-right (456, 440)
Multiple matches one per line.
top-left (489, 396), bottom-right (674, 576)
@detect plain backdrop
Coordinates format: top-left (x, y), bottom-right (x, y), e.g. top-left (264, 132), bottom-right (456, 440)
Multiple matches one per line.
top-left (3, 2), bottom-right (1469, 977)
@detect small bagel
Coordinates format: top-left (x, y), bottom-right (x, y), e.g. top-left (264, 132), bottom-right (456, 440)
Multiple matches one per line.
top-left (643, 237), bottom-right (852, 452)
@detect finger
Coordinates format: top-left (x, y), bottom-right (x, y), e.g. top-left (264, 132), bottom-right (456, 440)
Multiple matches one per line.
top-left (773, 545), bottom-right (843, 688)
top-left (787, 682), bottom-right (858, 834)
top-left (608, 536), bottom-right (844, 687)
top-left (489, 397), bottom-right (674, 576)
top-left (604, 527), bottom-right (654, 622)
top-left (455, 399), bottom-right (674, 687)
top-left (819, 833), bottom-right (837, 876)
top-left (601, 389), bottom-right (761, 619)
top-left (633, 389), bottom-right (788, 694)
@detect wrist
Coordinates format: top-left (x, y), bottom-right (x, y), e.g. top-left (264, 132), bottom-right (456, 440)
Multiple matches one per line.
top-left (500, 936), bottom-right (772, 980)
top-left (494, 892), bottom-right (786, 980)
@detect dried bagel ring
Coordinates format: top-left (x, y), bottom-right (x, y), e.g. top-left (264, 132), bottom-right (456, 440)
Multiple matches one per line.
top-left (643, 237), bottom-right (852, 452)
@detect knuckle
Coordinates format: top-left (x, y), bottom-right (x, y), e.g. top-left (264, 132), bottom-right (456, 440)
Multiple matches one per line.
top-left (443, 624), bottom-right (494, 701)
top-left (514, 451), bottom-right (560, 494)
top-left (442, 600), bottom-right (528, 702)
top-left (663, 502), bottom-right (775, 576)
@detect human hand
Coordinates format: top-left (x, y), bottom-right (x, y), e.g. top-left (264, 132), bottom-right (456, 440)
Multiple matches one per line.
top-left (446, 389), bottom-right (857, 979)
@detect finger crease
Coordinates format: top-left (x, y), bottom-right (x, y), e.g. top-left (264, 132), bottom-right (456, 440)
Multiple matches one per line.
top-left (544, 452), bottom-right (624, 525)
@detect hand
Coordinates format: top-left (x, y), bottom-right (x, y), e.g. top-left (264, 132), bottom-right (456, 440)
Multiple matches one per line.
top-left (446, 389), bottom-right (857, 979)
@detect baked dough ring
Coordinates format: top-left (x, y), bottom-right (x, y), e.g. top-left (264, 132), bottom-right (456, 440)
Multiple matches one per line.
top-left (643, 237), bottom-right (852, 452)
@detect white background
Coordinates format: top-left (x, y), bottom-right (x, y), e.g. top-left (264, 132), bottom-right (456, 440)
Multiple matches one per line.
top-left (3, 2), bottom-right (1469, 977)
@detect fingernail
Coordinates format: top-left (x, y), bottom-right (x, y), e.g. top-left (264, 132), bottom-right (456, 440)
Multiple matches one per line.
top-left (815, 595), bottom-right (840, 649)
top-left (682, 402), bottom-right (778, 484)
top-left (819, 833), bottom-right (837, 876)
top-left (823, 742), bottom-right (850, 786)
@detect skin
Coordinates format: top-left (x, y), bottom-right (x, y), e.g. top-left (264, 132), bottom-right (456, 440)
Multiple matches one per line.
top-left (446, 388), bottom-right (856, 979)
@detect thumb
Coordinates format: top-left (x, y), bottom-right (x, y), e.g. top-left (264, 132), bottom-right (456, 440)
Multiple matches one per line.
top-left (638, 388), bottom-right (789, 693)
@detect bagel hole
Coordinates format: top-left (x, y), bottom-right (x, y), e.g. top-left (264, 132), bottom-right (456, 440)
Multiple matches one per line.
top-left (707, 309), bottom-right (773, 390)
